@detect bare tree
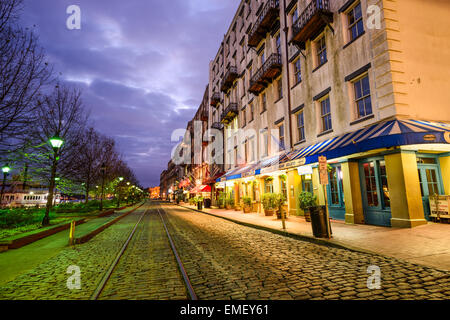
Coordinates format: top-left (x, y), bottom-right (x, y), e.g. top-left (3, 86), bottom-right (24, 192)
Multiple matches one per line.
top-left (0, 0), bottom-right (52, 154)
top-left (29, 84), bottom-right (87, 226)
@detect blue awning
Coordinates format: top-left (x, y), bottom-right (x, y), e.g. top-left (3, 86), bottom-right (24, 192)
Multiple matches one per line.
top-left (217, 119), bottom-right (450, 182)
top-left (281, 119), bottom-right (450, 167)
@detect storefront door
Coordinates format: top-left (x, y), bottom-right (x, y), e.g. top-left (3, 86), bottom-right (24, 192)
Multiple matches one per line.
top-left (359, 159), bottom-right (392, 227)
top-left (417, 156), bottom-right (444, 221)
top-left (326, 164), bottom-right (345, 220)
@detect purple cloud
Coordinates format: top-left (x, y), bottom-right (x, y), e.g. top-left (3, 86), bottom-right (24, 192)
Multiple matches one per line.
top-left (20, 0), bottom-right (239, 186)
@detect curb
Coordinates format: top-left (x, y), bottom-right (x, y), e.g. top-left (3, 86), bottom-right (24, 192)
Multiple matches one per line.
top-left (74, 202), bottom-right (145, 244)
top-left (0, 218), bottom-right (87, 251)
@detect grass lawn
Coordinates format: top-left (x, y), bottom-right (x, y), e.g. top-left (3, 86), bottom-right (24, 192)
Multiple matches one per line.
top-left (0, 218), bottom-right (73, 240)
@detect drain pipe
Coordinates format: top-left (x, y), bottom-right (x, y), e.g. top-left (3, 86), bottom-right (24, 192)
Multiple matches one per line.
top-left (282, 0), bottom-right (294, 150)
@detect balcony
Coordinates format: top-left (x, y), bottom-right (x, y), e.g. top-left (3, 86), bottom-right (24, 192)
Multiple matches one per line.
top-left (248, 0), bottom-right (280, 48)
top-left (210, 92), bottom-right (221, 107)
top-left (248, 53), bottom-right (282, 95)
top-left (291, 0), bottom-right (333, 49)
top-left (211, 122), bottom-right (224, 131)
top-left (220, 66), bottom-right (238, 93)
top-left (200, 110), bottom-right (208, 122)
top-left (220, 103), bottom-right (238, 124)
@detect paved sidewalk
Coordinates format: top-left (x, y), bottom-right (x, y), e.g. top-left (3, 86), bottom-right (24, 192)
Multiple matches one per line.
top-left (177, 203), bottom-right (450, 272)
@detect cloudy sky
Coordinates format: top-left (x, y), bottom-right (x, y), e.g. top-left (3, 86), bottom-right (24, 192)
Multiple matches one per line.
top-left (20, 0), bottom-right (238, 187)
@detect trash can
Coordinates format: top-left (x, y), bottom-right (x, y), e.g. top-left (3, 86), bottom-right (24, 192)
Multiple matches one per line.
top-left (197, 201), bottom-right (203, 211)
top-left (204, 198), bottom-right (211, 208)
top-left (309, 206), bottom-right (329, 238)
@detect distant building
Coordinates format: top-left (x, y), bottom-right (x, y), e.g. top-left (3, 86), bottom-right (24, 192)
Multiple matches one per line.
top-left (148, 187), bottom-right (160, 199)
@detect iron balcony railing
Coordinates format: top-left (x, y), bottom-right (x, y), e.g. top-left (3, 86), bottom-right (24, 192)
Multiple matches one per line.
top-left (220, 103), bottom-right (239, 124)
top-left (249, 53), bottom-right (282, 95)
top-left (248, 0), bottom-right (280, 47)
top-left (291, 0), bottom-right (333, 47)
top-left (220, 66), bottom-right (238, 93)
top-left (211, 122), bottom-right (224, 131)
top-left (210, 92), bottom-right (221, 107)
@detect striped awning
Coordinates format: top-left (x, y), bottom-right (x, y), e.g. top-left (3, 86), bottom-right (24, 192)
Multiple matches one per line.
top-left (280, 119), bottom-right (450, 168)
top-left (217, 119), bottom-right (450, 182)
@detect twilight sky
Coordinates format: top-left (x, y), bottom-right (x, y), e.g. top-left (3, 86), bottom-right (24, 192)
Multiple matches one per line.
top-left (20, 0), bottom-right (238, 187)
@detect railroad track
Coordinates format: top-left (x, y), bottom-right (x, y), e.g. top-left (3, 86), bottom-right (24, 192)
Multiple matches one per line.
top-left (90, 202), bottom-right (197, 300)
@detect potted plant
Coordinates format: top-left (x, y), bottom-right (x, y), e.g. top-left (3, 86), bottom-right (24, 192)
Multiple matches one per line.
top-left (194, 196), bottom-right (203, 210)
top-left (242, 196), bottom-right (252, 213)
top-left (217, 192), bottom-right (226, 209)
top-left (262, 193), bottom-right (276, 216)
top-left (225, 196), bottom-right (234, 210)
top-left (275, 193), bottom-right (287, 220)
top-left (234, 199), bottom-right (241, 211)
top-left (298, 191), bottom-right (317, 222)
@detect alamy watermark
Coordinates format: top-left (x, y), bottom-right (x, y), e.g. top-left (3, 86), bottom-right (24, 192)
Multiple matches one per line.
top-left (66, 5), bottom-right (81, 30)
top-left (66, 265), bottom-right (81, 290)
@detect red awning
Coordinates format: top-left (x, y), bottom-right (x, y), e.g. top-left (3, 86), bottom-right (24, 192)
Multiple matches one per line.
top-left (189, 185), bottom-right (211, 194)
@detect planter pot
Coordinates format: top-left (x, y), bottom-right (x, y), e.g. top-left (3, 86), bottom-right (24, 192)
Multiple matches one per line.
top-left (197, 202), bottom-right (203, 211)
top-left (252, 203), bottom-right (259, 213)
top-left (219, 204), bottom-right (225, 209)
top-left (264, 209), bottom-right (274, 216)
top-left (226, 205), bottom-right (232, 210)
top-left (243, 206), bottom-right (251, 213)
top-left (234, 206), bottom-right (241, 211)
top-left (304, 209), bottom-right (311, 222)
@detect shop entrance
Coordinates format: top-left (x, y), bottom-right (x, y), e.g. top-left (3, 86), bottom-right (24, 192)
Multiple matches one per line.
top-left (359, 158), bottom-right (392, 227)
top-left (326, 164), bottom-right (345, 220)
top-left (417, 156), bottom-right (444, 221)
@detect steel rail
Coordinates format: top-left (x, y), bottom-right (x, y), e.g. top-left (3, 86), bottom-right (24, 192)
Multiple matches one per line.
top-left (90, 206), bottom-right (148, 300)
top-left (157, 207), bottom-right (198, 300)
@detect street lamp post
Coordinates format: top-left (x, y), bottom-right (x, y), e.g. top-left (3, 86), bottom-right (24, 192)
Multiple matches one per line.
top-left (100, 163), bottom-right (106, 211)
top-left (43, 135), bottom-right (64, 226)
top-left (1, 165), bottom-right (11, 207)
top-left (116, 177), bottom-right (123, 208)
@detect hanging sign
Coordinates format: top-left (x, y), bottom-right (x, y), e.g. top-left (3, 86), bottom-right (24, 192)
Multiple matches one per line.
top-left (318, 156), bottom-right (329, 185)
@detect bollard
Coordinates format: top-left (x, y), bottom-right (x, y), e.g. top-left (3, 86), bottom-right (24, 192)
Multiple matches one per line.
top-left (69, 220), bottom-right (76, 246)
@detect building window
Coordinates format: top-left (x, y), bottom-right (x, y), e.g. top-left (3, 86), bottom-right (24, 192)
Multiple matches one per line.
top-left (265, 180), bottom-right (274, 194)
top-left (291, 7), bottom-right (298, 26)
top-left (320, 97), bottom-right (332, 132)
top-left (242, 108), bottom-right (247, 127)
top-left (297, 111), bottom-right (305, 142)
top-left (348, 2), bottom-right (364, 41)
top-left (316, 35), bottom-right (327, 67)
top-left (293, 58), bottom-right (302, 84)
top-left (234, 146), bottom-right (238, 167)
top-left (244, 140), bottom-right (248, 163)
top-left (353, 74), bottom-right (372, 118)
top-left (250, 102), bottom-right (254, 122)
top-left (260, 51), bottom-right (265, 66)
top-left (277, 78), bottom-right (283, 100)
top-left (250, 137), bottom-right (255, 162)
top-left (275, 33), bottom-right (282, 55)
top-left (278, 124), bottom-right (285, 150)
top-left (261, 130), bottom-right (268, 158)
top-left (261, 93), bottom-right (267, 113)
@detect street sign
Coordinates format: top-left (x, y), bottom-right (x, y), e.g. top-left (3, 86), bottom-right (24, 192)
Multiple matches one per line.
top-left (318, 156), bottom-right (328, 185)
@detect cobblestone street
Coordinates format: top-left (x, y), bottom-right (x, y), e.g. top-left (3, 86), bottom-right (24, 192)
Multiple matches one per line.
top-left (0, 202), bottom-right (449, 300)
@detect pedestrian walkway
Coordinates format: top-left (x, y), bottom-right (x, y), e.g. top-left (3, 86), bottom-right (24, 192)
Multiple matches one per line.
top-left (177, 203), bottom-right (450, 272)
